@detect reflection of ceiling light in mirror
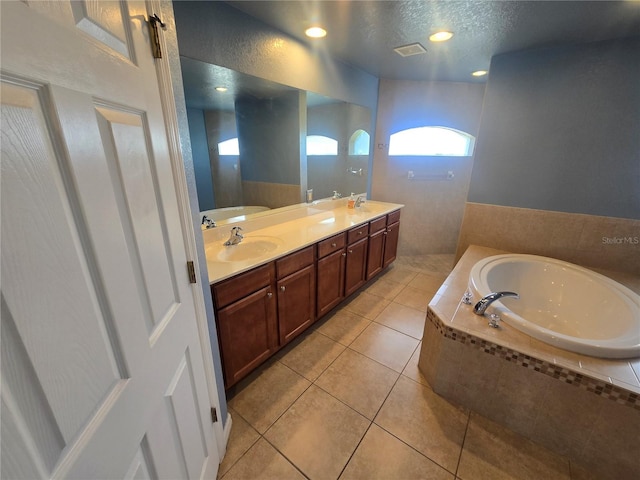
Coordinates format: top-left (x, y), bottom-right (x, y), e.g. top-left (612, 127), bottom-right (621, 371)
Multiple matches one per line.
top-left (305, 26), bottom-right (327, 38)
top-left (471, 70), bottom-right (488, 77)
top-left (429, 31), bottom-right (453, 42)
top-left (215, 86), bottom-right (228, 92)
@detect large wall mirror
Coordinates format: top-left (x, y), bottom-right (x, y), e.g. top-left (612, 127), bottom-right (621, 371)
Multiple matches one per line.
top-left (180, 57), bottom-right (372, 222)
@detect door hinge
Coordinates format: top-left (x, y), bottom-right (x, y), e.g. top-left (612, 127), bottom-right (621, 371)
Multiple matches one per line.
top-left (211, 407), bottom-right (218, 423)
top-left (148, 14), bottom-right (166, 59)
top-left (187, 261), bottom-right (197, 284)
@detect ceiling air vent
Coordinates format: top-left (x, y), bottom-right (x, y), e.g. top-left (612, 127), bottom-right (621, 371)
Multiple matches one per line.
top-left (393, 43), bottom-right (427, 57)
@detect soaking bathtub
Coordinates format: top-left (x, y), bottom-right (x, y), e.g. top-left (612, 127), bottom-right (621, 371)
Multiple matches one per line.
top-left (468, 254), bottom-right (640, 359)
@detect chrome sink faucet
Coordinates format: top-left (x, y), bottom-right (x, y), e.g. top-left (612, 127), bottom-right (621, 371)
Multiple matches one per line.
top-left (201, 215), bottom-right (216, 229)
top-left (473, 291), bottom-right (519, 315)
top-left (223, 226), bottom-right (244, 246)
top-left (332, 191), bottom-right (342, 199)
top-left (355, 195), bottom-right (365, 208)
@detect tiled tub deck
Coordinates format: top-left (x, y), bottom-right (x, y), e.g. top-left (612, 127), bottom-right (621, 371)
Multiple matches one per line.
top-left (418, 246), bottom-right (640, 479)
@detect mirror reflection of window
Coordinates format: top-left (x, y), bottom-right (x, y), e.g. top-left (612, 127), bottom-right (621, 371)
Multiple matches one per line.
top-left (349, 129), bottom-right (370, 155)
top-left (389, 126), bottom-right (475, 156)
top-left (218, 137), bottom-right (239, 155)
top-left (307, 135), bottom-right (338, 155)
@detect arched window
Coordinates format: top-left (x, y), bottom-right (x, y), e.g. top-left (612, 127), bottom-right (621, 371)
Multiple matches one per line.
top-left (349, 129), bottom-right (370, 155)
top-left (218, 137), bottom-right (239, 155)
top-left (388, 126), bottom-right (475, 156)
top-left (307, 135), bottom-right (338, 155)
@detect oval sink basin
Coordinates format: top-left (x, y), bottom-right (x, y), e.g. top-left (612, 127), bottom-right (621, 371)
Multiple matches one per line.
top-left (213, 236), bottom-right (284, 262)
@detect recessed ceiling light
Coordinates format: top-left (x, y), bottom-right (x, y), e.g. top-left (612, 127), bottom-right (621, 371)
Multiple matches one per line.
top-left (429, 31), bottom-right (453, 42)
top-left (305, 26), bottom-right (327, 38)
top-left (215, 86), bottom-right (228, 92)
top-left (471, 70), bottom-right (488, 77)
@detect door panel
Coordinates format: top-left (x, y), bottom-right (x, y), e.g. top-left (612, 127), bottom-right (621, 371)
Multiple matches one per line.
top-left (124, 444), bottom-right (154, 480)
top-left (366, 229), bottom-right (385, 280)
top-left (217, 286), bottom-right (278, 387)
top-left (0, 1), bottom-right (220, 478)
top-left (1, 81), bottom-right (125, 444)
top-left (345, 237), bottom-right (368, 297)
top-left (71, 0), bottom-right (133, 59)
top-left (165, 353), bottom-right (208, 480)
top-left (278, 265), bottom-right (316, 345)
top-left (95, 105), bottom-right (179, 333)
top-left (317, 249), bottom-right (346, 318)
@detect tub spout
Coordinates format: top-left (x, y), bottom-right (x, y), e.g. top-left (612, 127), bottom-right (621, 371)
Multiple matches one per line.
top-left (473, 291), bottom-right (519, 315)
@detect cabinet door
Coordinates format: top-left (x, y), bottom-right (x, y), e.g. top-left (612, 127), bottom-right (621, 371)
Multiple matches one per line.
top-left (278, 264), bottom-right (316, 345)
top-left (383, 221), bottom-right (400, 268)
top-left (317, 248), bottom-right (346, 318)
top-left (366, 229), bottom-right (386, 280)
top-left (217, 286), bottom-right (278, 388)
top-left (345, 237), bottom-right (369, 296)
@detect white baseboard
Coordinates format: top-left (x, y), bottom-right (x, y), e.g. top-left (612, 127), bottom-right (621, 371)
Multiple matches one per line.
top-left (223, 412), bottom-right (233, 449)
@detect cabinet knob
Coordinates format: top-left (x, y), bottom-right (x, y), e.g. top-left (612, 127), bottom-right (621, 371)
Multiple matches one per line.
top-left (348, 249), bottom-right (353, 254)
top-left (383, 231), bottom-right (388, 235)
top-left (358, 231), bottom-right (363, 235)
top-left (341, 252), bottom-right (347, 257)
top-left (280, 285), bottom-right (286, 292)
top-left (331, 242), bottom-right (336, 247)
top-left (267, 292), bottom-right (273, 298)
top-left (387, 227), bottom-right (392, 232)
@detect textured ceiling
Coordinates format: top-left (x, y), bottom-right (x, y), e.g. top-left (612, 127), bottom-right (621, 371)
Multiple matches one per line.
top-left (225, 0), bottom-right (640, 82)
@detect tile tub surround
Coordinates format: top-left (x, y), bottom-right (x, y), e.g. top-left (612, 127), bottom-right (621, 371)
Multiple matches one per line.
top-left (455, 202), bottom-right (640, 275)
top-left (203, 199), bottom-right (403, 283)
top-left (418, 245), bottom-right (640, 479)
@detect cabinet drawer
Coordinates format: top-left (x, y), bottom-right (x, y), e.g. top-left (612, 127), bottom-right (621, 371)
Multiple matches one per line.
top-left (213, 263), bottom-right (274, 308)
top-left (317, 232), bottom-right (346, 258)
top-left (369, 216), bottom-right (387, 235)
top-left (387, 209), bottom-right (401, 225)
top-left (347, 224), bottom-right (369, 244)
top-left (276, 246), bottom-right (314, 279)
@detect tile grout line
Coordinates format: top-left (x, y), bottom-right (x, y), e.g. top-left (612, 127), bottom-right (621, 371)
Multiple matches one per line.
top-left (368, 372), bottom-right (462, 477)
top-left (260, 435), bottom-right (312, 480)
top-left (453, 409), bottom-right (472, 478)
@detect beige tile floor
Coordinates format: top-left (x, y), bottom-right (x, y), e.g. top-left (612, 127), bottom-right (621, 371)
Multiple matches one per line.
top-left (219, 255), bottom-right (588, 480)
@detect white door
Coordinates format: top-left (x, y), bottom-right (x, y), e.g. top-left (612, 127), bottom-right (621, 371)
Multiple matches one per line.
top-left (1, 1), bottom-right (221, 478)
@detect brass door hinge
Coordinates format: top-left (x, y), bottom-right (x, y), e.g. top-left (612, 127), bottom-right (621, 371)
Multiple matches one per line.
top-left (211, 407), bottom-right (218, 423)
top-left (148, 14), bottom-right (166, 58)
top-left (187, 261), bottom-right (197, 284)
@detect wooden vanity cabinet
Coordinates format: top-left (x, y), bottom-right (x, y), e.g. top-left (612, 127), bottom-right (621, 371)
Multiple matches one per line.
top-left (367, 210), bottom-right (401, 278)
top-left (213, 264), bottom-right (277, 388)
top-left (316, 233), bottom-right (346, 318)
top-left (366, 216), bottom-right (387, 280)
top-left (276, 246), bottom-right (316, 346)
top-left (344, 224), bottom-right (369, 296)
top-left (213, 209), bottom-right (401, 388)
top-left (383, 210), bottom-right (401, 268)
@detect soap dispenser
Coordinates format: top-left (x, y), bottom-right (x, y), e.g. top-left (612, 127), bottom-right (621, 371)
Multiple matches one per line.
top-left (347, 193), bottom-right (356, 209)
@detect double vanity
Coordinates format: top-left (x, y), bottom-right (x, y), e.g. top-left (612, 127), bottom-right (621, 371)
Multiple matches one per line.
top-left (203, 200), bottom-right (403, 388)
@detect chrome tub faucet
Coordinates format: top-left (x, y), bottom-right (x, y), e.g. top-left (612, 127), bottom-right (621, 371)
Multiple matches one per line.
top-left (473, 291), bottom-right (519, 315)
top-left (202, 215), bottom-right (216, 229)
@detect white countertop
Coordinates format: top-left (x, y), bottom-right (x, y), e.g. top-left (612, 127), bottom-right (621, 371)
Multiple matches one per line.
top-left (203, 200), bottom-right (404, 284)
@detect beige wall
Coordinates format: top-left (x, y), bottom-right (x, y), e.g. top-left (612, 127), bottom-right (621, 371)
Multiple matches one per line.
top-left (371, 79), bottom-right (485, 255)
top-left (456, 203), bottom-right (640, 275)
